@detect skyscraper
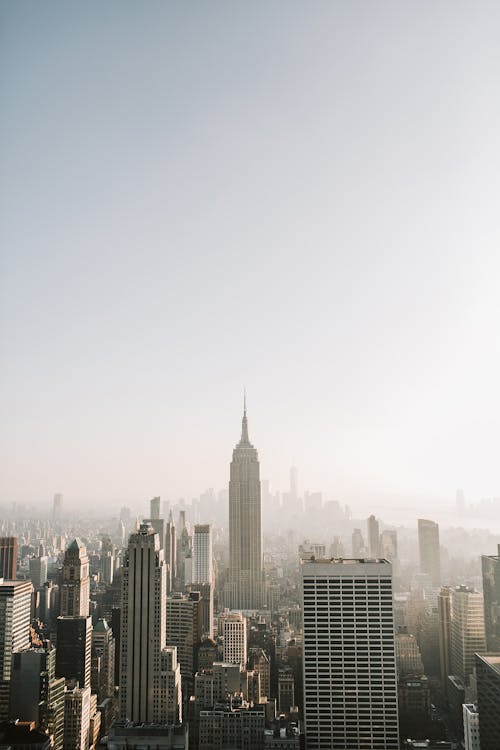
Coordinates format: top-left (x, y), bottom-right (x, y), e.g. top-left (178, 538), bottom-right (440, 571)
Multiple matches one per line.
top-left (0, 537), bottom-right (18, 580)
top-left (0, 579), bottom-right (33, 719)
top-left (120, 523), bottom-right (166, 722)
top-left (55, 615), bottom-right (92, 688)
top-left (221, 611), bottom-right (247, 668)
top-left (482, 545), bottom-right (500, 651)
top-left (225, 399), bottom-right (264, 610)
top-left (476, 653), bottom-right (500, 750)
top-left (418, 518), bottom-right (441, 587)
top-left (150, 496), bottom-right (161, 520)
top-left (193, 524), bottom-right (213, 585)
top-left (301, 557), bottom-right (399, 750)
top-left (60, 539), bottom-right (90, 617)
top-left (450, 586), bottom-right (486, 688)
top-left (367, 515), bottom-right (380, 557)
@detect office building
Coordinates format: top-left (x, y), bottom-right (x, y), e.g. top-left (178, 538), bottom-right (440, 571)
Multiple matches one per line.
top-left (301, 557), bottom-right (399, 750)
top-left (166, 590), bottom-right (202, 691)
top-left (481, 545), bottom-right (500, 651)
top-left (29, 555), bottom-right (49, 589)
top-left (10, 644), bottom-right (65, 750)
top-left (418, 519), bottom-right (441, 587)
top-left (106, 722), bottom-right (189, 750)
top-left (278, 667), bottom-right (295, 714)
top-left (367, 515), bottom-right (380, 557)
top-left (0, 538), bottom-right (18, 580)
top-left (222, 611), bottom-right (247, 668)
top-left (52, 493), bottom-right (63, 520)
top-left (351, 528), bottom-right (365, 557)
top-left (64, 685), bottom-right (91, 750)
top-left (60, 539), bottom-right (90, 618)
top-left (100, 537), bottom-right (115, 586)
top-left (188, 581), bottom-right (214, 638)
top-left (160, 645), bottom-right (182, 725)
top-left (476, 653), bottom-right (500, 750)
top-left (225, 399), bottom-right (265, 610)
top-left (193, 524), bottom-right (213, 585)
top-left (166, 511), bottom-right (177, 594)
top-left (438, 587), bottom-right (452, 689)
top-left (0, 579), bottom-right (33, 719)
top-left (395, 627), bottom-right (424, 676)
top-left (150, 496), bottom-right (161, 520)
top-left (463, 703), bottom-right (480, 750)
top-left (450, 586), bottom-right (485, 687)
top-left (91, 618), bottom-right (115, 702)
top-left (120, 523), bottom-right (166, 722)
top-left (56, 615), bottom-right (92, 688)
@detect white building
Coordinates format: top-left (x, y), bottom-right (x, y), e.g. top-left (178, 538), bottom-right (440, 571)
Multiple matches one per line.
top-left (463, 703), bottom-right (480, 750)
top-left (222, 611), bottom-right (247, 669)
top-left (193, 524), bottom-right (213, 585)
top-left (301, 558), bottom-right (399, 750)
top-left (0, 579), bottom-right (33, 719)
top-left (64, 685), bottom-right (91, 750)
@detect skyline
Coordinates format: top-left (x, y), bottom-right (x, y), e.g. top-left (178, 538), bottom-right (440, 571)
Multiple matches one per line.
top-left (3, 2), bottom-right (500, 508)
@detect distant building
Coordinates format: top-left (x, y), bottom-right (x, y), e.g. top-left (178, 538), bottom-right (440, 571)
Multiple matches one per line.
top-left (418, 519), bottom-right (441, 587)
top-left (60, 539), bottom-right (90, 618)
top-left (29, 555), bottom-right (48, 589)
top-left (150, 496), bottom-right (161, 520)
top-left (438, 587), bottom-right (452, 689)
top-left (481, 545), bottom-right (500, 651)
top-left (0, 537), bottom-right (18, 580)
top-left (0, 579), bottom-right (33, 719)
top-left (450, 586), bottom-right (485, 688)
top-left (367, 515), bottom-right (380, 557)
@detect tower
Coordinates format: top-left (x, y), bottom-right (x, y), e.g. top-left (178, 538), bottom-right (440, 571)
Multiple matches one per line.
top-left (225, 398), bottom-right (264, 610)
top-left (450, 586), bottom-right (486, 688)
top-left (55, 615), bottom-right (92, 688)
top-left (193, 524), bottom-right (213, 585)
top-left (120, 523), bottom-right (166, 722)
top-left (0, 579), bottom-right (33, 719)
top-left (367, 515), bottom-right (380, 557)
top-left (60, 539), bottom-right (90, 617)
top-left (301, 557), bottom-right (399, 750)
top-left (418, 518), bottom-right (441, 587)
top-left (150, 496), bottom-right (161, 520)
top-left (0, 537), bottom-right (18, 580)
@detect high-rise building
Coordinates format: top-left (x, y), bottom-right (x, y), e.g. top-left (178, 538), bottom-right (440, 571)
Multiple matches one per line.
top-left (225, 400), bottom-right (265, 610)
top-left (450, 586), bottom-right (486, 688)
top-left (10, 644), bottom-right (65, 750)
top-left (481, 545), bottom-right (500, 651)
top-left (120, 523), bottom-right (166, 722)
top-left (60, 539), bottom-right (90, 618)
top-left (188, 582), bottom-right (213, 639)
top-left (91, 618), bottom-right (115, 703)
top-left (0, 538), bottom-right (18, 580)
top-left (438, 587), bottom-right (452, 689)
top-left (55, 615), bottom-right (92, 688)
top-left (463, 703), bottom-right (480, 750)
top-left (380, 530), bottom-right (398, 561)
top-left (160, 646), bottom-right (182, 725)
top-left (301, 557), bottom-right (399, 750)
top-left (351, 529), bottom-right (365, 557)
top-left (395, 627), bottom-right (424, 676)
top-left (52, 493), bottom-right (63, 520)
top-left (29, 555), bottom-right (49, 589)
top-left (64, 685), bottom-right (91, 750)
top-left (0, 579), bottom-right (33, 719)
top-left (418, 519), bottom-right (441, 587)
top-left (166, 511), bottom-right (177, 594)
top-left (150, 496), bottom-right (161, 520)
top-left (166, 591), bottom-right (202, 693)
top-left (367, 515), bottom-right (380, 557)
top-left (476, 653), bottom-right (500, 750)
top-left (193, 525), bottom-right (213, 585)
top-left (221, 611), bottom-right (247, 668)
top-left (100, 537), bottom-right (115, 586)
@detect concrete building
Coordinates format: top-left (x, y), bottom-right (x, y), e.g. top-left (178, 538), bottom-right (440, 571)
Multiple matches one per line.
top-left (29, 555), bottom-right (49, 589)
top-left (91, 618), bottom-right (115, 703)
top-left (395, 628), bottom-right (424, 676)
top-left (0, 538), bottom-right (18, 579)
top-left (160, 646), bottom-right (182, 725)
top-left (438, 587), bottom-right (452, 689)
top-left (463, 703), bottom-right (480, 750)
top-left (105, 722), bottom-right (188, 750)
top-left (64, 685), bottom-right (91, 750)
top-left (150, 496), bottom-right (161, 520)
top-left (301, 557), bottom-right (399, 750)
top-left (120, 523), bottom-right (166, 723)
top-left (278, 667), bottom-right (295, 714)
top-left (199, 699), bottom-right (266, 750)
top-left (166, 591), bottom-right (202, 692)
top-left (0, 579), bottom-right (33, 719)
top-left (193, 524), bottom-right (212, 585)
top-left (418, 519), bottom-right (441, 587)
top-left (225, 400), bottom-right (265, 610)
top-left (9, 643), bottom-right (65, 750)
top-left (476, 653), bottom-right (500, 750)
top-left (481, 545), bottom-right (500, 651)
top-left (60, 539), bottom-right (90, 618)
top-left (450, 586), bottom-right (485, 688)
top-left (367, 515), bottom-right (380, 557)
top-left (221, 611), bottom-right (247, 668)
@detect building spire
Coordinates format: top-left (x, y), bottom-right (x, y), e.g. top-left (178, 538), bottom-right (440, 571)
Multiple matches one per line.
top-left (241, 390), bottom-right (249, 443)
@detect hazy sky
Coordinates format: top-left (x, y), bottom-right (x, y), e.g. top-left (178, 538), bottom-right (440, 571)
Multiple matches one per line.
top-left (2, 1), bottom-right (500, 512)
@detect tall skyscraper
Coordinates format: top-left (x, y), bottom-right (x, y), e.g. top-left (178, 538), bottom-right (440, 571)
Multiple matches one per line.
top-left (438, 586), bottom-right (452, 689)
top-left (0, 537), bottom-right (18, 580)
top-left (0, 579), bottom-right (33, 719)
top-left (91, 618), bottom-right (115, 703)
top-left (225, 399), bottom-right (264, 610)
top-left (52, 493), bottom-right (63, 520)
top-left (160, 646), bottom-right (182, 725)
top-left (450, 586), bottom-right (486, 688)
top-left (60, 539), bottom-right (90, 617)
top-left (418, 518), bottom-right (441, 587)
top-left (367, 515), bottom-right (380, 557)
top-left (482, 545), bottom-right (500, 651)
top-left (301, 557), bottom-right (399, 750)
top-left (166, 511), bottom-right (177, 594)
top-left (150, 496), bottom-right (161, 520)
top-left (29, 555), bottom-right (48, 589)
top-left (63, 685), bottom-right (91, 750)
top-left (120, 523), bottom-right (166, 722)
top-left (166, 590), bottom-right (202, 694)
top-left (193, 524), bottom-right (213, 585)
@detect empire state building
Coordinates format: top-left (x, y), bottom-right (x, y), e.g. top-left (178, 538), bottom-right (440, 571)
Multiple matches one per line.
top-left (225, 400), bottom-right (265, 610)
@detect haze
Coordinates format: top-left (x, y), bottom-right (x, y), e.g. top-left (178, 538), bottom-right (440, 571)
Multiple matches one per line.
top-left (2, 1), bottom-right (500, 514)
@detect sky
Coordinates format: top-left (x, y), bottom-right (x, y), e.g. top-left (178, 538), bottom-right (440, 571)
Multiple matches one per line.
top-left (2, 1), bottom-right (500, 514)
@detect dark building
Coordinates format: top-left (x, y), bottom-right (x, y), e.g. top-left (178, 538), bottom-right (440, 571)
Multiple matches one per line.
top-left (55, 615), bottom-right (92, 688)
top-left (476, 653), bottom-right (500, 750)
top-left (482, 546), bottom-right (500, 651)
top-left (0, 537), bottom-right (18, 580)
